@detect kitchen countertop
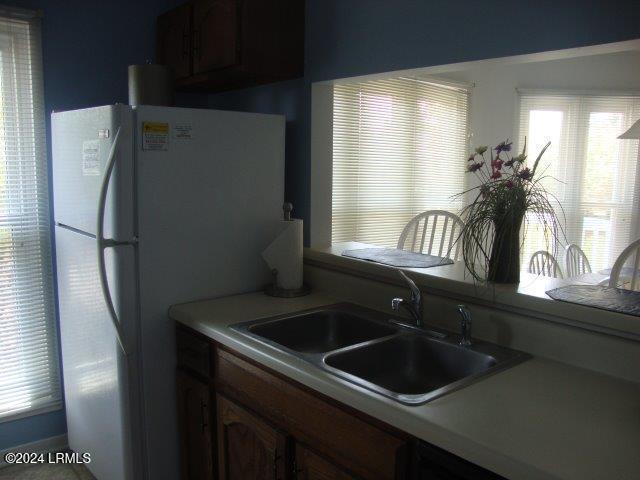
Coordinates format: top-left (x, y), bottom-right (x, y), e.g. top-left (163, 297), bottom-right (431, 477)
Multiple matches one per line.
top-left (170, 291), bottom-right (640, 480)
top-left (305, 242), bottom-right (640, 340)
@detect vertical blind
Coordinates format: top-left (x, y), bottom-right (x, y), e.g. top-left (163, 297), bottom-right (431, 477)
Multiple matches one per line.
top-left (0, 9), bottom-right (60, 420)
top-left (518, 92), bottom-right (640, 273)
top-left (332, 77), bottom-right (470, 247)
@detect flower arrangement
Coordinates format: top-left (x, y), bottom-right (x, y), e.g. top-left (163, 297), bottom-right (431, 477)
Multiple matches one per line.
top-left (459, 139), bottom-right (561, 283)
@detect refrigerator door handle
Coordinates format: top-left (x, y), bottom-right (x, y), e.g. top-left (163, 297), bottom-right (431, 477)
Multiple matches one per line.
top-left (96, 127), bottom-right (129, 356)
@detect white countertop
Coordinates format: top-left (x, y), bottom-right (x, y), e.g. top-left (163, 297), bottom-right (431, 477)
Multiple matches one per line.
top-left (170, 291), bottom-right (640, 480)
top-left (305, 242), bottom-right (640, 340)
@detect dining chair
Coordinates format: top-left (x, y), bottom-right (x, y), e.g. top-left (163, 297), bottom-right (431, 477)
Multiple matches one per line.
top-left (397, 210), bottom-right (465, 260)
top-left (608, 238), bottom-right (640, 291)
top-left (565, 243), bottom-right (592, 277)
top-left (528, 250), bottom-right (564, 279)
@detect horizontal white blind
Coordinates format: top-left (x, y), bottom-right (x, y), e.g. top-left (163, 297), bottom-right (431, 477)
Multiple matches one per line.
top-left (332, 77), bottom-right (470, 247)
top-left (0, 10), bottom-right (61, 420)
top-left (518, 93), bottom-right (640, 273)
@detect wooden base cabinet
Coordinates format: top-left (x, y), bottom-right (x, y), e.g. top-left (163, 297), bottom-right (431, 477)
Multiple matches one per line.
top-left (176, 370), bottom-right (214, 480)
top-left (217, 395), bottom-right (287, 480)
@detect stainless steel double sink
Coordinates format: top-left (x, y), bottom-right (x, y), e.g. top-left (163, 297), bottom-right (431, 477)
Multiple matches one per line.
top-left (231, 303), bottom-right (529, 405)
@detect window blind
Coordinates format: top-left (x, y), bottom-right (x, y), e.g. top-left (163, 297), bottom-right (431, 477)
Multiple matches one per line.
top-left (517, 92), bottom-right (640, 273)
top-left (0, 9), bottom-right (60, 420)
top-left (332, 77), bottom-right (470, 247)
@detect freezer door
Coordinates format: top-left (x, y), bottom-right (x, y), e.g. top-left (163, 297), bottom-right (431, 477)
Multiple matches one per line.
top-left (55, 225), bottom-right (141, 480)
top-left (52, 105), bottom-right (135, 240)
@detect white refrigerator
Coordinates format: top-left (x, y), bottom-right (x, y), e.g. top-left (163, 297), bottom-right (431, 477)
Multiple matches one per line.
top-left (52, 104), bottom-right (285, 480)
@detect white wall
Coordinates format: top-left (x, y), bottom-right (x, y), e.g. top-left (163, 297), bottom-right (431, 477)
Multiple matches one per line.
top-left (441, 50), bottom-right (640, 152)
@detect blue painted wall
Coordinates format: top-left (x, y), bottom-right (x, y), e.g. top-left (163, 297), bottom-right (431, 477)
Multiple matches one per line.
top-left (0, 0), bottom-right (183, 451)
top-left (3, 0), bottom-right (639, 452)
top-left (209, 0), bottom-right (640, 243)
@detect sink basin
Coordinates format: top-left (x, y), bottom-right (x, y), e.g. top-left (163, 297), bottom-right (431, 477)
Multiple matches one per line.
top-left (230, 303), bottom-right (529, 405)
top-left (325, 335), bottom-right (498, 400)
top-left (245, 309), bottom-right (397, 353)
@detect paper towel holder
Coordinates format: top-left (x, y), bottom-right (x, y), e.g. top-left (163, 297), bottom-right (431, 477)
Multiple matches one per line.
top-left (265, 268), bottom-right (311, 298)
top-left (264, 202), bottom-right (311, 297)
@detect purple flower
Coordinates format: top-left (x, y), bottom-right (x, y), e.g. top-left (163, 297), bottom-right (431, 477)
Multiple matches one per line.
top-left (467, 161), bottom-right (484, 172)
top-left (505, 180), bottom-right (514, 189)
top-left (490, 170), bottom-right (502, 180)
top-left (467, 153), bottom-right (476, 162)
top-left (495, 140), bottom-right (513, 153)
top-left (517, 167), bottom-right (533, 181)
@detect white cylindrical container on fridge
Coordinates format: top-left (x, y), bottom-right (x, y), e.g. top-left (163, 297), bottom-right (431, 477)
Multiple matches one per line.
top-left (128, 64), bottom-right (174, 106)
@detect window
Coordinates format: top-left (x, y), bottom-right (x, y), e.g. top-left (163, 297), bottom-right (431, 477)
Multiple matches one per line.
top-left (332, 77), bottom-right (470, 247)
top-left (0, 8), bottom-right (60, 420)
top-left (518, 92), bottom-right (640, 272)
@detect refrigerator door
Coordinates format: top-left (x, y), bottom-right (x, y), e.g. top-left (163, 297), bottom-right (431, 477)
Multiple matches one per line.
top-left (134, 106), bottom-right (285, 480)
top-left (52, 105), bottom-right (135, 240)
top-left (55, 225), bottom-right (142, 480)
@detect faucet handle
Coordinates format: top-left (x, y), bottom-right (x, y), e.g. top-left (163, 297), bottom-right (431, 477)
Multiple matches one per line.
top-left (391, 297), bottom-right (403, 311)
top-left (457, 304), bottom-right (472, 347)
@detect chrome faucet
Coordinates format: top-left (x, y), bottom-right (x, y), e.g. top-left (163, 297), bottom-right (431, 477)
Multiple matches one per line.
top-left (457, 305), bottom-right (472, 347)
top-left (391, 271), bottom-right (424, 328)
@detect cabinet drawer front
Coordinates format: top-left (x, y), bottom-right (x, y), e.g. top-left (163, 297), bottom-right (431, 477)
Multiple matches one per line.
top-left (215, 349), bottom-right (407, 480)
top-left (177, 329), bottom-right (211, 377)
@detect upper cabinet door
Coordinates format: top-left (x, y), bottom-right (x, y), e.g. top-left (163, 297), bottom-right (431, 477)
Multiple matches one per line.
top-left (193, 0), bottom-right (239, 74)
top-left (217, 394), bottom-right (287, 480)
top-left (157, 3), bottom-right (193, 79)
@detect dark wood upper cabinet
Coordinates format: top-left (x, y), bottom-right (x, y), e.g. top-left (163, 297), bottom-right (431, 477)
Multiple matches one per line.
top-left (193, 0), bottom-right (239, 74)
top-left (217, 394), bottom-right (288, 480)
top-left (157, 2), bottom-right (193, 79)
top-left (156, 0), bottom-right (304, 92)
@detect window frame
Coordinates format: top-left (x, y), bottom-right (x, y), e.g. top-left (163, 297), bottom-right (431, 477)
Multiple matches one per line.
top-left (0, 6), bottom-right (61, 423)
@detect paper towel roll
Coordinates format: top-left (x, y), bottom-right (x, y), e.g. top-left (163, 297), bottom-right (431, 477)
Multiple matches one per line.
top-left (261, 219), bottom-right (303, 290)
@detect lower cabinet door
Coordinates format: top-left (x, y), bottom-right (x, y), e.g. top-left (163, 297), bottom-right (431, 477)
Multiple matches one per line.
top-left (294, 444), bottom-right (357, 480)
top-left (176, 370), bottom-right (214, 480)
top-left (217, 394), bottom-right (288, 480)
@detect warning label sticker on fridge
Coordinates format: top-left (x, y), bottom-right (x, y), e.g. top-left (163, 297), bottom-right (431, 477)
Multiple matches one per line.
top-left (82, 139), bottom-right (101, 175)
top-left (142, 122), bottom-right (169, 151)
top-left (173, 123), bottom-right (193, 140)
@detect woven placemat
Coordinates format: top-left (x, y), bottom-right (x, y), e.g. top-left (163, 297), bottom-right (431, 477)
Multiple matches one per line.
top-left (545, 285), bottom-right (640, 317)
top-left (341, 247), bottom-right (453, 268)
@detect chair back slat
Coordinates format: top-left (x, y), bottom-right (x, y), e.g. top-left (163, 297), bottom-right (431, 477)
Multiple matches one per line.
top-left (419, 216), bottom-right (428, 253)
top-left (631, 249), bottom-right (640, 291)
top-left (397, 210), bottom-right (465, 261)
top-left (410, 219), bottom-right (418, 251)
